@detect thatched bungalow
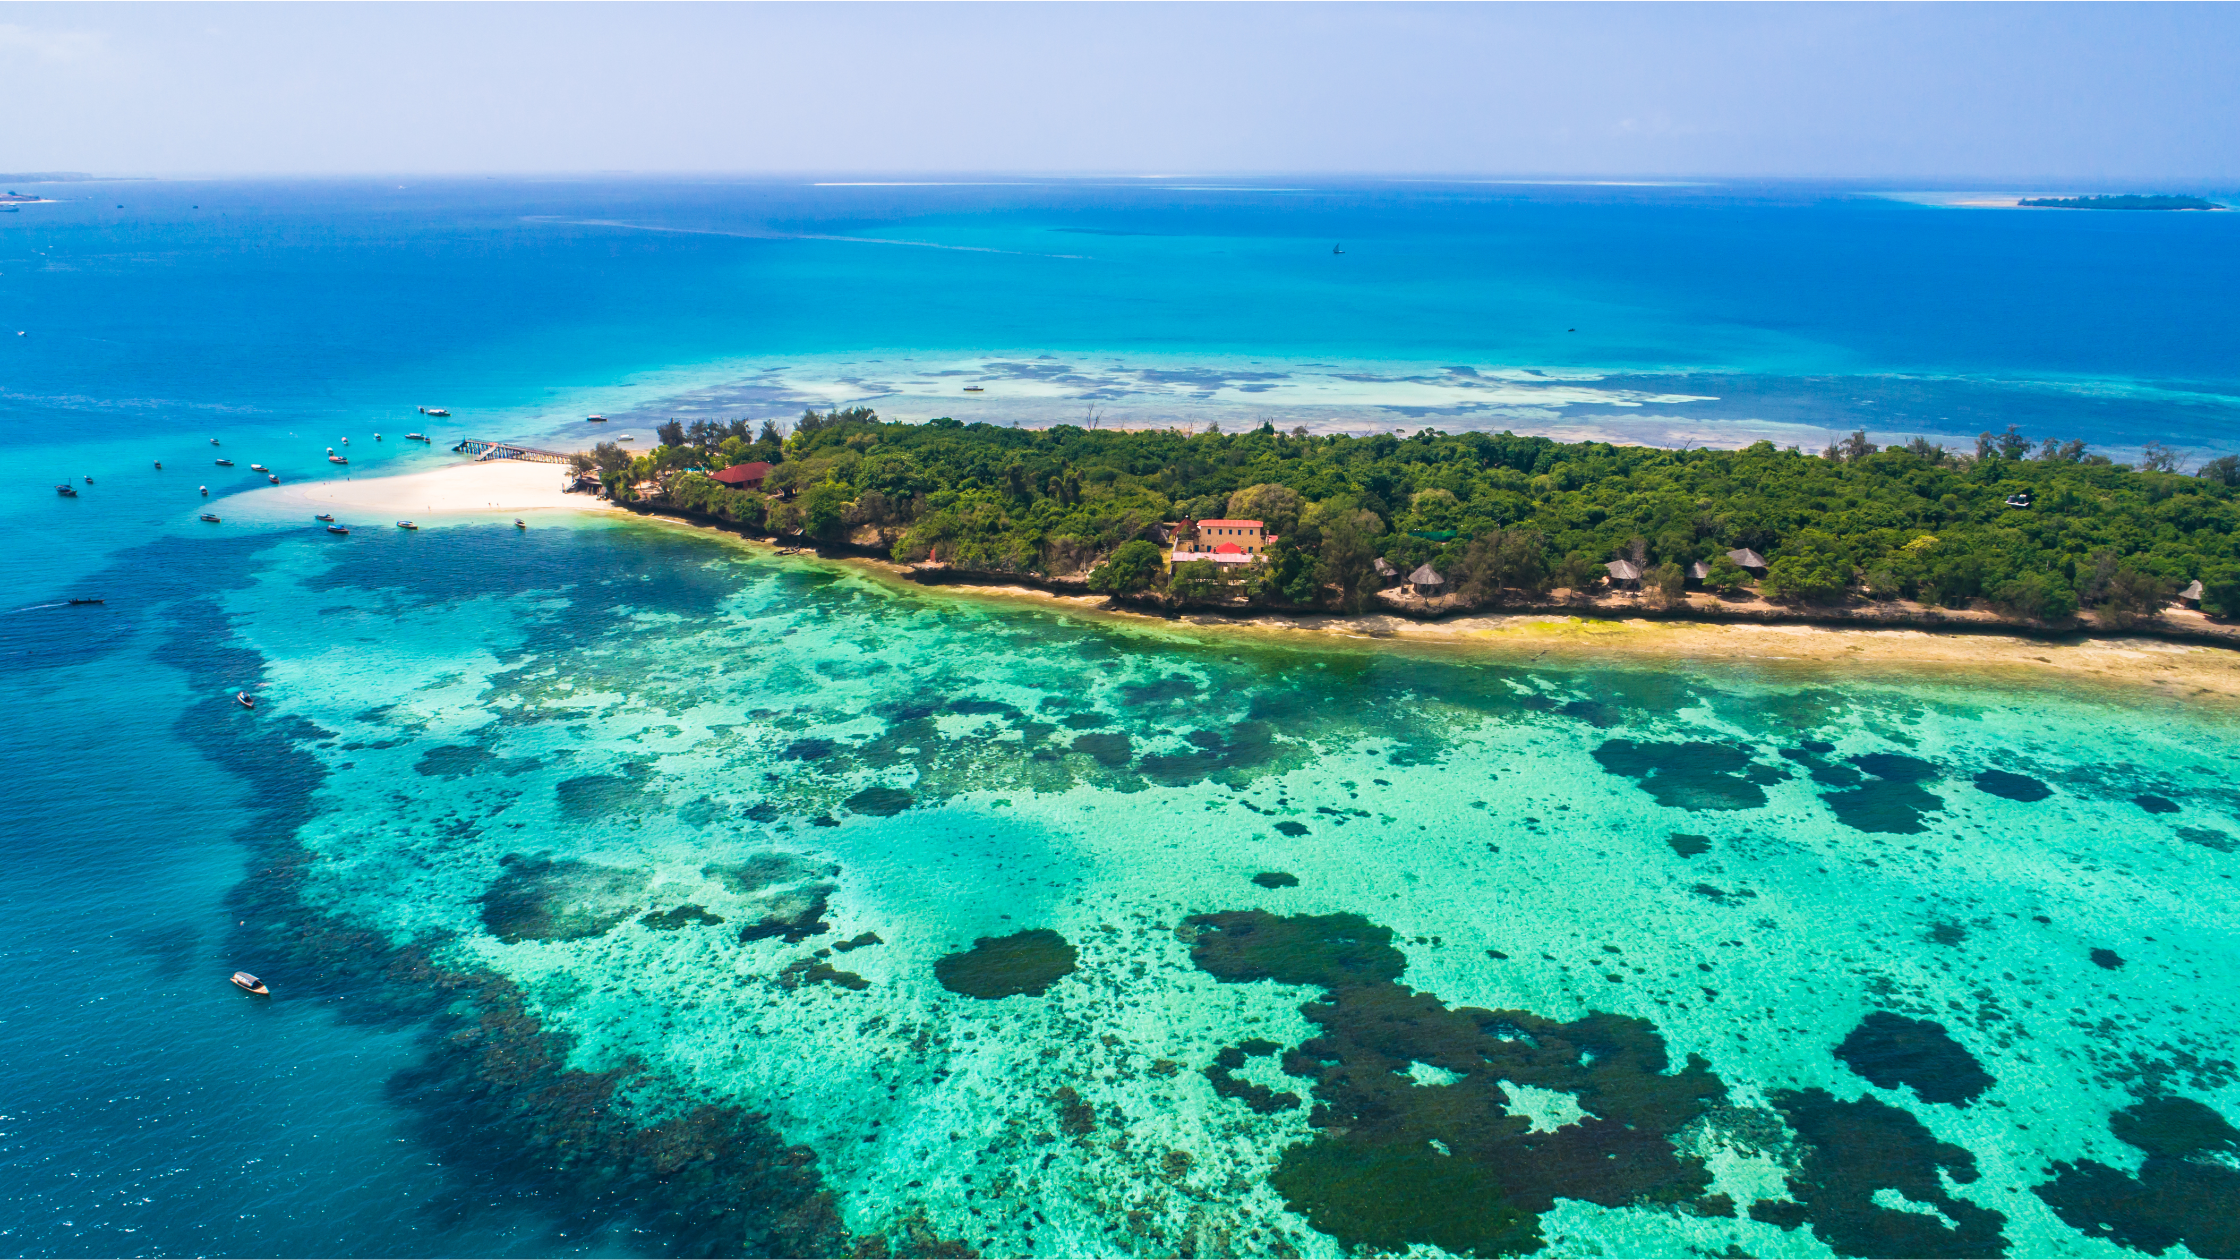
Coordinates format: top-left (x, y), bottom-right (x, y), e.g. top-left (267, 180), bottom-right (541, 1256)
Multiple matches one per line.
top-left (1409, 563), bottom-right (1446, 596)
top-left (1604, 559), bottom-right (1644, 590)
top-left (1686, 560), bottom-right (1712, 585)
top-left (1726, 548), bottom-right (1769, 576)
top-left (1373, 557), bottom-right (1399, 587)
top-left (2180, 579), bottom-right (2205, 608)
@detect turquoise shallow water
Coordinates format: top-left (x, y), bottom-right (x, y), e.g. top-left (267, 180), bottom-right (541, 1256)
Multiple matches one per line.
top-left (7, 179), bottom-right (2240, 1257)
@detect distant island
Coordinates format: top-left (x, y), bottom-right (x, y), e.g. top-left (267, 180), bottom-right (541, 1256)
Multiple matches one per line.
top-left (2017, 194), bottom-right (2223, 210)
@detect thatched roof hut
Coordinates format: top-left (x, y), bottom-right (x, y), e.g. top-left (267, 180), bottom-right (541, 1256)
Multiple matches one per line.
top-left (1726, 548), bottom-right (1768, 574)
top-left (1687, 560), bottom-right (1711, 583)
top-left (1604, 559), bottom-right (1644, 588)
top-left (2180, 579), bottom-right (2205, 606)
top-left (1373, 556), bottom-right (1398, 586)
top-left (1409, 563), bottom-right (1445, 595)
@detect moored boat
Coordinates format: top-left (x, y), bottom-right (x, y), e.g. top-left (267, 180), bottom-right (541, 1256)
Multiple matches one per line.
top-left (514, 518), bottom-right (527, 528)
top-left (215, 458), bottom-right (234, 466)
top-left (68, 598), bottom-right (103, 605)
top-left (153, 461), bottom-right (162, 469)
top-left (326, 524), bottom-right (349, 534)
top-left (200, 512), bottom-right (220, 522)
top-left (236, 690), bottom-right (256, 709)
top-left (315, 513), bottom-right (334, 522)
top-left (963, 385), bottom-right (985, 392)
top-left (420, 407), bottom-right (450, 417)
top-left (83, 475), bottom-right (94, 483)
top-left (230, 971), bottom-right (268, 995)
top-left (250, 463), bottom-right (268, 472)
top-left (56, 484), bottom-right (77, 497)
top-left (396, 520), bottom-right (418, 530)
top-left (329, 455), bottom-right (348, 464)
top-left (269, 475), bottom-right (280, 483)
top-left (587, 414), bottom-right (608, 422)
top-left (406, 433), bottom-right (431, 442)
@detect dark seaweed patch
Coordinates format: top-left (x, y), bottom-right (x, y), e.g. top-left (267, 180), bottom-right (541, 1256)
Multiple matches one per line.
top-left (1834, 1012), bottom-right (1994, 1105)
top-left (2135, 795), bottom-right (2180, 814)
top-left (2176, 826), bottom-right (2237, 853)
top-left (1252, 871), bottom-right (1301, 888)
top-left (1974, 769), bottom-right (2052, 802)
top-left (1822, 755), bottom-right (1945, 834)
top-left (1767, 1088), bottom-right (2008, 1257)
top-left (831, 932), bottom-right (882, 953)
top-left (1060, 712), bottom-right (1110, 730)
top-left (844, 785), bottom-right (914, 817)
top-left (639, 904), bottom-right (724, 931)
top-left (1205, 1040), bottom-right (1302, 1115)
top-left (478, 854), bottom-right (647, 943)
top-left (1183, 910), bottom-right (1725, 1256)
top-left (783, 737), bottom-right (838, 761)
top-left (2036, 1097), bottom-right (2240, 1258)
top-left (1120, 674), bottom-right (1200, 707)
top-left (934, 929), bottom-right (1078, 999)
top-left (777, 957), bottom-right (869, 991)
top-left (1274, 820), bottom-right (1310, 837)
top-left (1667, 833), bottom-right (1712, 857)
top-left (2091, 947), bottom-right (2125, 970)
top-left (1591, 740), bottom-right (1770, 811)
top-left (1070, 731), bottom-right (1132, 767)
top-left (414, 744), bottom-right (540, 779)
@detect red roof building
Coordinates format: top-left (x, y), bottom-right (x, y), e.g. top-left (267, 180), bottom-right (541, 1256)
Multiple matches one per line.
top-left (1169, 518), bottom-right (1275, 566)
top-left (711, 461), bottom-right (773, 489)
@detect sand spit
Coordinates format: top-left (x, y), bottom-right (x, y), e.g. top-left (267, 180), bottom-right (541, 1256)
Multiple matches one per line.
top-left (227, 460), bottom-right (613, 521)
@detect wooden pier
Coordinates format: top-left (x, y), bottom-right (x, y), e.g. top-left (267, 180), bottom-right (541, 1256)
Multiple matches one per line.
top-left (454, 438), bottom-right (574, 465)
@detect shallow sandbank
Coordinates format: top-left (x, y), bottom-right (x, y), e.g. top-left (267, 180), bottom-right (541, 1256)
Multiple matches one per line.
top-left (226, 460), bottom-right (613, 522)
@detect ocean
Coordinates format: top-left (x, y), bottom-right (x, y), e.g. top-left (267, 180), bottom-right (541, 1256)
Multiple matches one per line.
top-left (3, 177), bottom-right (2238, 1258)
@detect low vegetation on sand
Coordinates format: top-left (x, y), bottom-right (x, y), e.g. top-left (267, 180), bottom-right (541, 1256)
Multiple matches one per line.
top-left (579, 410), bottom-right (2240, 625)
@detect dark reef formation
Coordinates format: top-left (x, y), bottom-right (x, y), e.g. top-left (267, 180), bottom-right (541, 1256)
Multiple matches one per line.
top-left (1182, 910), bottom-right (1727, 1256)
top-left (1204, 1038), bottom-right (1301, 1115)
top-left (934, 929), bottom-right (1078, 999)
top-left (1251, 871), bottom-right (1300, 888)
top-left (844, 785), bottom-right (914, 817)
top-left (2036, 1097), bottom-right (2240, 1257)
top-left (1834, 1011), bottom-right (1995, 1105)
top-left (479, 854), bottom-right (649, 943)
top-left (641, 903), bottom-right (725, 931)
top-left (1821, 753), bottom-right (1946, 833)
top-left (1973, 769), bottom-right (2052, 802)
top-left (1667, 833), bottom-right (1712, 857)
top-left (1760, 1089), bottom-right (2009, 1257)
top-left (1591, 739), bottom-right (1783, 811)
top-left (706, 854), bottom-right (840, 944)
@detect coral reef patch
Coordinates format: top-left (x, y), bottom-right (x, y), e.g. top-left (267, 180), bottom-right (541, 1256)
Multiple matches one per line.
top-left (705, 855), bottom-right (840, 944)
top-left (934, 929), bottom-right (1079, 999)
top-left (1182, 910), bottom-right (1726, 1256)
top-left (478, 854), bottom-right (649, 943)
top-left (1761, 1087), bottom-right (2008, 1257)
top-left (1667, 833), bottom-right (1712, 857)
top-left (641, 904), bottom-right (725, 931)
top-left (1822, 753), bottom-right (1945, 833)
top-left (844, 786), bottom-right (914, 817)
top-left (1973, 769), bottom-right (2052, 802)
top-left (1833, 1011), bottom-right (1994, 1104)
top-left (2036, 1097), bottom-right (2240, 1258)
top-left (1251, 871), bottom-right (1300, 888)
top-left (1591, 739), bottom-right (1779, 811)
top-left (1204, 1038), bottom-right (1301, 1115)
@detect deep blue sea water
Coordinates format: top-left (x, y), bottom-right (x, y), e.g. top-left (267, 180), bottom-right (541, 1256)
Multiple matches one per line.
top-left (6, 179), bottom-right (2240, 1258)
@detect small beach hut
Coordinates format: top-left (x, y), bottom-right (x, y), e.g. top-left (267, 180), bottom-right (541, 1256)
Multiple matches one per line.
top-left (1373, 557), bottom-right (1399, 587)
top-left (1726, 548), bottom-right (1769, 576)
top-left (1604, 559), bottom-right (1644, 590)
top-left (1687, 560), bottom-right (1711, 585)
top-left (1408, 563), bottom-right (1446, 597)
top-left (2179, 579), bottom-right (2204, 608)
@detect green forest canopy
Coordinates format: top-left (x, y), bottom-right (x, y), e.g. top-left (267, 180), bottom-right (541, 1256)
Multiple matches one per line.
top-left (592, 411), bottom-right (2240, 621)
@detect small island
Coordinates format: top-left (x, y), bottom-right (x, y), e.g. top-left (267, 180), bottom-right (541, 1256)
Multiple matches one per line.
top-left (2017, 194), bottom-right (2223, 210)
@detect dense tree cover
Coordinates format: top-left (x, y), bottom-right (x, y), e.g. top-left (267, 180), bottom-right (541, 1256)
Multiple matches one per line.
top-left (586, 409), bottom-right (2240, 622)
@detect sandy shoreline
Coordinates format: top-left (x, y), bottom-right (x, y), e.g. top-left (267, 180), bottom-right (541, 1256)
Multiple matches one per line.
top-left (226, 460), bottom-right (614, 522)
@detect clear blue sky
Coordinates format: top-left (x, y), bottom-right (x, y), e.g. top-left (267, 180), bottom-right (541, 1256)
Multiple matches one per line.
top-left (2, 1), bottom-right (2234, 180)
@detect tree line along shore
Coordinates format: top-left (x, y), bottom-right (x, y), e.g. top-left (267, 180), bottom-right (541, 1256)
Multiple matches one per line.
top-left (574, 409), bottom-right (2240, 634)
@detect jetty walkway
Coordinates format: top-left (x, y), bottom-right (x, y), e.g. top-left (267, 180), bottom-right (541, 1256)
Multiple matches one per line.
top-left (454, 438), bottom-right (574, 465)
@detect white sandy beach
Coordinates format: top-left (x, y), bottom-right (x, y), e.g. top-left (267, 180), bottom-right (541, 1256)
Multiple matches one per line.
top-left (227, 460), bottom-right (615, 522)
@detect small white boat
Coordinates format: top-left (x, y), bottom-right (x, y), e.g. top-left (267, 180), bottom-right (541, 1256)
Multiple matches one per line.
top-left (341, 437), bottom-right (349, 444)
top-left (421, 407), bottom-right (450, 417)
top-left (963, 385), bottom-right (985, 392)
top-left (230, 970), bottom-right (268, 995)
top-left (396, 520), bottom-right (418, 530)
top-left (373, 433), bottom-right (382, 440)
top-left (315, 513), bottom-right (334, 522)
top-left (153, 461), bottom-right (163, 469)
top-left (250, 464), bottom-right (268, 472)
top-left (326, 524), bottom-right (350, 535)
top-left (618, 434), bottom-right (634, 442)
top-left (268, 475), bottom-right (280, 484)
top-left (236, 691), bottom-right (256, 709)
top-left (215, 458), bottom-right (234, 466)
top-left (210, 438), bottom-right (220, 446)
top-left (329, 455), bottom-right (348, 464)
top-left (586, 414), bottom-right (608, 422)
top-left (199, 485), bottom-right (208, 496)
top-left (406, 433), bottom-right (430, 442)
top-left (200, 512), bottom-right (220, 522)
